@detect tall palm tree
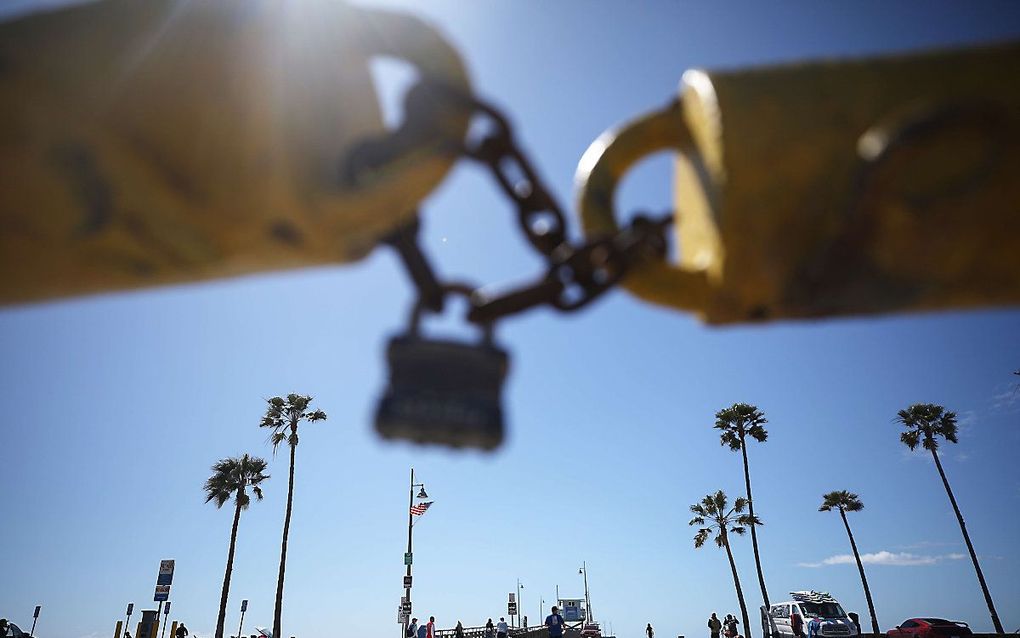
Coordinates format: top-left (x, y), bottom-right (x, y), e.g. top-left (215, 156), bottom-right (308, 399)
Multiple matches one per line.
top-left (819, 491), bottom-right (880, 636)
top-left (896, 403), bottom-right (1003, 634)
top-left (204, 454), bottom-right (270, 638)
top-left (714, 403), bottom-right (771, 609)
top-left (261, 393), bottom-right (327, 638)
top-left (690, 490), bottom-right (759, 638)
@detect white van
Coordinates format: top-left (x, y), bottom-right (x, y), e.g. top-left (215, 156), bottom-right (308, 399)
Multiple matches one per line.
top-left (768, 591), bottom-right (858, 638)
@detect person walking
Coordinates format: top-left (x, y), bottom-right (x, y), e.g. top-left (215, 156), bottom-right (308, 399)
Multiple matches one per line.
top-left (709, 613), bottom-right (722, 638)
top-left (427, 616), bottom-right (436, 638)
top-left (408, 618), bottom-right (419, 638)
top-left (545, 606), bottom-right (566, 638)
top-left (647, 623), bottom-right (655, 638)
top-left (175, 623), bottom-right (189, 638)
top-left (455, 620), bottom-right (465, 638)
top-left (485, 618), bottom-right (496, 638)
top-left (497, 617), bottom-right (509, 638)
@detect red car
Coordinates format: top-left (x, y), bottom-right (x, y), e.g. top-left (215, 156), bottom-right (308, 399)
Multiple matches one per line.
top-left (887, 618), bottom-right (972, 638)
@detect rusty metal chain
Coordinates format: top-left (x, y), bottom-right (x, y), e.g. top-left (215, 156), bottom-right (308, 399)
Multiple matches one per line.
top-left (351, 80), bottom-right (672, 325)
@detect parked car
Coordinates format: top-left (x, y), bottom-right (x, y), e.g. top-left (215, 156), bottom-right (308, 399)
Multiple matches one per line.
top-left (768, 591), bottom-right (859, 638)
top-left (887, 619), bottom-right (973, 638)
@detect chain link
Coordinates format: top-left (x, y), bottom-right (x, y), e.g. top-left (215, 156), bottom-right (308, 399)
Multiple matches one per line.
top-left (349, 79), bottom-right (672, 326)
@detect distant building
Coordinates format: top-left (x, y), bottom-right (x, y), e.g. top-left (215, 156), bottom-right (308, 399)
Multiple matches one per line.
top-left (557, 598), bottom-right (586, 623)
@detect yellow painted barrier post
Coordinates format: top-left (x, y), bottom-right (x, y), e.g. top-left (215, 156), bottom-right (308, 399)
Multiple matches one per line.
top-left (114, 620), bottom-right (123, 638)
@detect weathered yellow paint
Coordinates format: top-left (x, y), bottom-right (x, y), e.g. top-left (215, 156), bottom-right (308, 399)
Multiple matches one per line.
top-left (114, 620), bottom-right (122, 638)
top-left (0, 0), bottom-right (469, 304)
top-left (577, 43), bottom-right (1020, 323)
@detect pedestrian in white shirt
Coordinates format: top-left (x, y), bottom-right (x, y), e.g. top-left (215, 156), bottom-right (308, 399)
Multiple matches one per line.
top-left (497, 617), bottom-right (509, 638)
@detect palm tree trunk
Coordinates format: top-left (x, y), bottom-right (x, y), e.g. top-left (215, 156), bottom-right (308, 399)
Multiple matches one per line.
top-left (273, 440), bottom-right (297, 638)
top-left (839, 509), bottom-right (880, 636)
top-left (930, 449), bottom-right (1003, 633)
top-left (216, 492), bottom-right (243, 638)
top-left (740, 441), bottom-right (769, 609)
top-left (723, 534), bottom-right (752, 638)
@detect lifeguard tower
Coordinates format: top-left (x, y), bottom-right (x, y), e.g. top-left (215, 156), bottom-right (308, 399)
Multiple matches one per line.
top-left (557, 598), bottom-right (587, 629)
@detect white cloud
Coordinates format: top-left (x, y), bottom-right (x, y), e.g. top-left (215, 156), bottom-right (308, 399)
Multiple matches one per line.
top-left (991, 383), bottom-right (1020, 412)
top-left (799, 550), bottom-right (966, 568)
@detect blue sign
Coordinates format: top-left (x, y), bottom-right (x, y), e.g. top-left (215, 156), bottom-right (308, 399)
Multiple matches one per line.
top-left (157, 559), bottom-right (175, 586)
top-left (154, 585), bottom-right (171, 602)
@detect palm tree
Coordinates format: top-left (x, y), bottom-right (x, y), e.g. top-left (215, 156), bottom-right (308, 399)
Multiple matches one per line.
top-left (714, 403), bottom-right (771, 608)
top-left (261, 393), bottom-right (328, 638)
top-left (690, 490), bottom-right (759, 638)
top-left (204, 454), bottom-right (270, 638)
top-left (896, 403), bottom-right (1003, 633)
top-left (819, 491), bottom-right (880, 636)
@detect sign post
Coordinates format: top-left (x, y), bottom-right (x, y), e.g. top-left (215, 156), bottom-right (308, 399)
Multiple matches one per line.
top-left (30, 605), bottom-right (41, 636)
top-left (159, 602), bottom-right (171, 638)
top-left (237, 599), bottom-right (248, 638)
top-left (125, 603), bottom-right (134, 637)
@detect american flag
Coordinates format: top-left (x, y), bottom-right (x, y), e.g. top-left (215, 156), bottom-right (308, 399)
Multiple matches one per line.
top-left (410, 501), bottom-right (433, 516)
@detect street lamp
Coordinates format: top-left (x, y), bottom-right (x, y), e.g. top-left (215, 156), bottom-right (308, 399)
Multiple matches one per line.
top-left (403, 469), bottom-right (427, 638)
top-left (516, 580), bottom-right (525, 629)
top-left (579, 562), bottom-right (591, 623)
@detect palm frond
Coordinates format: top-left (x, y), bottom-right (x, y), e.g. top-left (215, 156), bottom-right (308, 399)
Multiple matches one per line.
top-left (694, 528), bottom-right (711, 549)
top-left (747, 423), bottom-right (768, 443)
top-left (711, 490), bottom-right (728, 513)
top-left (737, 513), bottom-right (761, 527)
top-left (719, 430), bottom-right (742, 451)
top-left (900, 430), bottom-right (920, 450)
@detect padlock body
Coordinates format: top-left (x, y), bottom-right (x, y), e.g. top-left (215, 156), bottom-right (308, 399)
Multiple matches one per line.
top-left (0, 0), bottom-right (468, 304)
top-left (375, 335), bottom-right (508, 451)
top-left (673, 42), bottom-right (1020, 322)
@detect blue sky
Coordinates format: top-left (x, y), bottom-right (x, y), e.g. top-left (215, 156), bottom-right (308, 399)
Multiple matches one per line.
top-left (2, 2), bottom-right (1019, 638)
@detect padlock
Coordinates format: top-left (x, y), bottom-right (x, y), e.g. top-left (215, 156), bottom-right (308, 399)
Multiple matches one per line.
top-left (576, 42), bottom-right (1020, 323)
top-left (375, 291), bottom-right (509, 451)
top-left (0, 0), bottom-right (469, 304)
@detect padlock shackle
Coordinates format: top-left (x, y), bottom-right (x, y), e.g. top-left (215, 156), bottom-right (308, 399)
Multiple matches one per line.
top-left (408, 283), bottom-right (495, 344)
top-left (575, 98), bottom-right (714, 315)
